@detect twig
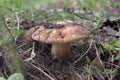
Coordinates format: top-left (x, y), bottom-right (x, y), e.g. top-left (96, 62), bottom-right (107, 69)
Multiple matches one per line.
top-left (14, 11), bottom-right (20, 41)
top-left (27, 62), bottom-right (55, 80)
top-left (37, 63), bottom-right (55, 78)
top-left (72, 69), bottom-right (82, 80)
top-left (24, 42), bottom-right (36, 62)
top-left (27, 72), bottom-right (40, 80)
top-left (94, 43), bottom-right (105, 70)
top-left (86, 65), bottom-right (93, 80)
top-left (74, 40), bottom-right (93, 65)
top-left (93, 43), bottom-right (110, 80)
top-left (15, 12), bottom-right (20, 30)
top-left (69, 64), bottom-right (76, 80)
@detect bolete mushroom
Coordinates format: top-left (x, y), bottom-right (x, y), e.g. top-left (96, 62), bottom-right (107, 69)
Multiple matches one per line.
top-left (23, 27), bottom-right (40, 42)
top-left (31, 21), bottom-right (88, 59)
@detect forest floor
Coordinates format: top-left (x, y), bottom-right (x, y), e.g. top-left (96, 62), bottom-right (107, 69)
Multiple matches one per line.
top-left (0, 0), bottom-right (120, 80)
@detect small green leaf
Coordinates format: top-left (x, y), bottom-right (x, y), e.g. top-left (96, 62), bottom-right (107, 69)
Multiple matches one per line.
top-left (87, 15), bottom-right (105, 29)
top-left (76, 13), bottom-right (89, 19)
top-left (115, 54), bottom-right (120, 60)
top-left (77, 0), bottom-right (83, 9)
top-left (0, 77), bottom-right (5, 80)
top-left (62, 13), bottom-right (74, 20)
top-left (104, 69), bottom-right (113, 74)
top-left (111, 17), bottom-right (120, 21)
top-left (63, 0), bottom-right (68, 8)
top-left (98, 0), bottom-right (105, 4)
top-left (109, 35), bottom-right (116, 41)
top-left (102, 43), bottom-right (114, 50)
top-left (24, 13), bottom-right (32, 21)
top-left (85, 56), bottom-right (91, 62)
top-left (8, 73), bottom-right (24, 80)
top-left (0, 0), bottom-right (23, 9)
top-left (114, 47), bottom-right (120, 51)
top-left (90, 66), bottom-right (102, 73)
top-left (11, 29), bottom-right (27, 37)
top-left (15, 0), bottom-right (23, 9)
top-left (114, 41), bottom-right (120, 48)
top-left (86, 0), bottom-right (98, 9)
top-left (76, 43), bottom-right (88, 52)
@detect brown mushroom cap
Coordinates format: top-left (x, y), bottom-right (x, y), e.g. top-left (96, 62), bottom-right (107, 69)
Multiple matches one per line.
top-left (23, 27), bottom-right (40, 42)
top-left (32, 21), bottom-right (88, 44)
top-left (31, 26), bottom-right (45, 40)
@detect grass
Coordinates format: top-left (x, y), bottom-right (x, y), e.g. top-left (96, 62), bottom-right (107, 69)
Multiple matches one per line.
top-left (22, 0), bottom-right (57, 9)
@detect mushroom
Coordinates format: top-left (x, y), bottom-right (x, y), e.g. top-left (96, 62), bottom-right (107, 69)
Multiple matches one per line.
top-left (23, 27), bottom-right (40, 42)
top-left (31, 21), bottom-right (88, 59)
top-left (23, 26), bottom-right (46, 61)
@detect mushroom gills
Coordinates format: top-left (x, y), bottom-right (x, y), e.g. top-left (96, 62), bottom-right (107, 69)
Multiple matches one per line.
top-left (51, 43), bottom-right (71, 59)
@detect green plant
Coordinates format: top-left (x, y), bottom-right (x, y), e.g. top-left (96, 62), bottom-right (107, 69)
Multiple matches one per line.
top-left (86, 0), bottom-right (98, 9)
top-left (102, 43), bottom-right (114, 51)
top-left (0, 73), bottom-right (24, 80)
top-left (109, 35), bottom-right (117, 42)
top-left (102, 41), bottom-right (120, 51)
top-left (102, 40), bottom-right (120, 60)
top-left (88, 14), bottom-right (107, 29)
top-left (114, 41), bottom-right (120, 48)
top-left (90, 66), bottom-right (113, 74)
top-left (0, 0), bottom-right (23, 16)
top-left (11, 29), bottom-right (27, 37)
top-left (114, 41), bottom-right (120, 60)
top-left (90, 65), bottom-right (102, 73)
top-left (104, 69), bottom-right (113, 74)
top-left (77, 0), bottom-right (84, 9)
top-left (85, 56), bottom-right (91, 62)
top-left (102, 43), bottom-right (120, 51)
top-left (0, 77), bottom-right (5, 80)
top-left (115, 54), bottom-right (120, 60)
top-left (0, 0), bottom-right (23, 9)
top-left (76, 43), bottom-right (88, 53)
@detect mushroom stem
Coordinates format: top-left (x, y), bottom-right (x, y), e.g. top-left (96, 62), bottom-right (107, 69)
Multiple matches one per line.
top-left (51, 43), bottom-right (71, 59)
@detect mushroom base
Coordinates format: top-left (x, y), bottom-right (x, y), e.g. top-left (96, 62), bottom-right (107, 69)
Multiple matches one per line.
top-left (51, 43), bottom-right (71, 59)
